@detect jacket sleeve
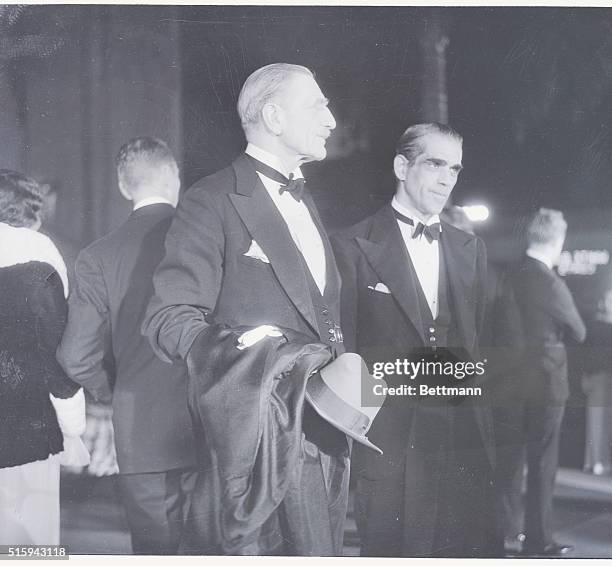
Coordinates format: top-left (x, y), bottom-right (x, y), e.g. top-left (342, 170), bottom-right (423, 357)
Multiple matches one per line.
top-left (548, 275), bottom-right (587, 343)
top-left (331, 233), bottom-right (360, 354)
top-left (142, 184), bottom-right (226, 362)
top-left (29, 264), bottom-right (81, 399)
top-left (56, 248), bottom-right (113, 403)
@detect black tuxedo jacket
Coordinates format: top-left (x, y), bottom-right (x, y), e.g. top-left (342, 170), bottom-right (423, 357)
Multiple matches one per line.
top-left (143, 153), bottom-right (342, 362)
top-left (57, 204), bottom-right (196, 474)
top-left (143, 153), bottom-right (349, 554)
top-left (332, 203), bottom-right (495, 472)
top-left (508, 256), bottom-right (586, 404)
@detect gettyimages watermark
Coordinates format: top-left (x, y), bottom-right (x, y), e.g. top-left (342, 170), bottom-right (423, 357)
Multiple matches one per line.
top-left (370, 357), bottom-right (486, 398)
top-left (360, 347), bottom-right (491, 407)
top-left (357, 345), bottom-right (601, 408)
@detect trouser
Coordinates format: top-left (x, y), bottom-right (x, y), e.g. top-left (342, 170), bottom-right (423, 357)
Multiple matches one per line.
top-left (117, 467), bottom-right (197, 555)
top-left (265, 437), bottom-right (347, 555)
top-left (495, 405), bottom-right (565, 549)
top-left (355, 405), bottom-right (501, 557)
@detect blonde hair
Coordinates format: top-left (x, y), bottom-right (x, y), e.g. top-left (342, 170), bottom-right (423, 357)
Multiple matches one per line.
top-left (526, 207), bottom-right (567, 246)
top-left (116, 137), bottom-right (176, 193)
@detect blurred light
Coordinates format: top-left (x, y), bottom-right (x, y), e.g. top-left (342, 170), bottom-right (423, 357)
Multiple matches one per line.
top-left (462, 205), bottom-right (490, 222)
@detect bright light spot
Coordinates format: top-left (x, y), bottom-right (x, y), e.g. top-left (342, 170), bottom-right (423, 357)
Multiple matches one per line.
top-left (462, 205), bottom-right (490, 222)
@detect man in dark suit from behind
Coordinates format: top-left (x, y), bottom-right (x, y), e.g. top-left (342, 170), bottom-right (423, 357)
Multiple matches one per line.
top-left (332, 123), bottom-right (501, 557)
top-left (57, 138), bottom-right (196, 554)
top-left (495, 208), bottom-right (586, 556)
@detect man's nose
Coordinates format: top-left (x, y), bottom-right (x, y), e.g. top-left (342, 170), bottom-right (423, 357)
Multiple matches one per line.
top-left (323, 106), bottom-right (336, 130)
top-left (439, 167), bottom-right (455, 187)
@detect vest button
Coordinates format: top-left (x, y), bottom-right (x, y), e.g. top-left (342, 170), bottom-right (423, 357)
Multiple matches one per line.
top-left (329, 336), bottom-right (336, 342)
top-left (429, 327), bottom-right (435, 333)
top-left (429, 336), bottom-right (436, 342)
top-left (322, 309), bottom-right (329, 315)
top-left (328, 328), bottom-right (335, 334)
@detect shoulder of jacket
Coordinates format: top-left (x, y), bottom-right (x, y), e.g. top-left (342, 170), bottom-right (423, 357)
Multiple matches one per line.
top-left (334, 206), bottom-right (387, 242)
top-left (184, 162), bottom-right (238, 198)
top-left (441, 221), bottom-right (482, 246)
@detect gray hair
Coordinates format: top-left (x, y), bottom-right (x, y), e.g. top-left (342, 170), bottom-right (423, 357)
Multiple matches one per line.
top-left (237, 63), bottom-right (313, 131)
top-left (526, 207), bottom-right (567, 246)
top-left (396, 122), bottom-right (463, 164)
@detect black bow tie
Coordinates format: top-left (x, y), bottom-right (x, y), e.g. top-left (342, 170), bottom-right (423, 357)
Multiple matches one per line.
top-left (247, 155), bottom-right (306, 202)
top-left (392, 208), bottom-right (442, 243)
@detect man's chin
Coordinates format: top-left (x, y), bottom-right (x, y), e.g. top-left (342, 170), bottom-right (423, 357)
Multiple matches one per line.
top-left (300, 151), bottom-right (327, 164)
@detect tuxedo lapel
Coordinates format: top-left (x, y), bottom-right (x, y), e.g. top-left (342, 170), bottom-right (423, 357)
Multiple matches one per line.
top-left (228, 155), bottom-right (319, 335)
top-left (356, 205), bottom-right (427, 345)
top-left (439, 223), bottom-right (478, 356)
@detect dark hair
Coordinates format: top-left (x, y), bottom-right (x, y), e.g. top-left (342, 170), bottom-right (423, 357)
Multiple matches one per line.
top-left (115, 137), bottom-right (176, 191)
top-left (0, 169), bottom-right (44, 228)
top-left (396, 122), bottom-right (463, 163)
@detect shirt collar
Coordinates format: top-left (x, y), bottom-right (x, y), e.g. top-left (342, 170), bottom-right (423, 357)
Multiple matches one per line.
top-left (526, 248), bottom-right (553, 270)
top-left (133, 196), bottom-right (174, 211)
top-left (245, 143), bottom-right (304, 181)
top-left (391, 195), bottom-right (440, 227)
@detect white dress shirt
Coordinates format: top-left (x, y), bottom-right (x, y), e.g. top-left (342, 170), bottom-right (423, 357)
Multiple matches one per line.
top-left (245, 143), bottom-right (327, 295)
top-left (526, 248), bottom-right (553, 270)
top-left (391, 196), bottom-right (441, 319)
top-left (133, 196), bottom-right (175, 211)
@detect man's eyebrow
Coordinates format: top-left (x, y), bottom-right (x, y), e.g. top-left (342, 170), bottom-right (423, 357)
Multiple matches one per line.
top-left (425, 157), bottom-right (464, 172)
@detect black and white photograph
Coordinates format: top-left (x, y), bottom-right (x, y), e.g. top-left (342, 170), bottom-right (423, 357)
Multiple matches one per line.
top-left (1, 2), bottom-right (612, 559)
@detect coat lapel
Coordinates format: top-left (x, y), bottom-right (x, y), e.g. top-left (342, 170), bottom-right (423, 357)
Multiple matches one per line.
top-left (439, 223), bottom-right (478, 357)
top-left (356, 205), bottom-right (427, 344)
top-left (228, 155), bottom-right (319, 335)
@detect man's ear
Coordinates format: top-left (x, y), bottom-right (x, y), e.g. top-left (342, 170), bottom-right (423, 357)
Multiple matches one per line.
top-left (261, 102), bottom-right (283, 136)
top-left (393, 154), bottom-right (408, 181)
top-left (117, 178), bottom-right (133, 201)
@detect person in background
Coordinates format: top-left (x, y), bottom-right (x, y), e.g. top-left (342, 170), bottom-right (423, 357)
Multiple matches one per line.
top-left (57, 138), bottom-right (196, 555)
top-left (0, 169), bottom-right (86, 545)
top-left (37, 178), bottom-right (117, 479)
top-left (495, 208), bottom-right (586, 557)
top-left (582, 285), bottom-right (612, 475)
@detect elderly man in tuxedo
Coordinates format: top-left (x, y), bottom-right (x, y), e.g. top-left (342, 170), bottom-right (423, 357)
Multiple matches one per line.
top-left (332, 123), bottom-right (501, 557)
top-left (142, 63), bottom-right (350, 555)
top-left (495, 208), bottom-right (586, 556)
top-left (57, 138), bottom-right (196, 554)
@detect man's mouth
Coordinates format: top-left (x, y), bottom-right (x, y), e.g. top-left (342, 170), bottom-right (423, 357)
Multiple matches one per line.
top-left (431, 191), bottom-right (449, 199)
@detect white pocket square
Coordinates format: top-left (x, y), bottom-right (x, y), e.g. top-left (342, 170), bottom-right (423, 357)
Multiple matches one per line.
top-left (368, 282), bottom-right (391, 294)
top-left (243, 240), bottom-right (270, 264)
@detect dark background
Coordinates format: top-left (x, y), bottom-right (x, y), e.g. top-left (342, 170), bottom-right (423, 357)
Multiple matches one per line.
top-left (3, 6), bottom-right (612, 235)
